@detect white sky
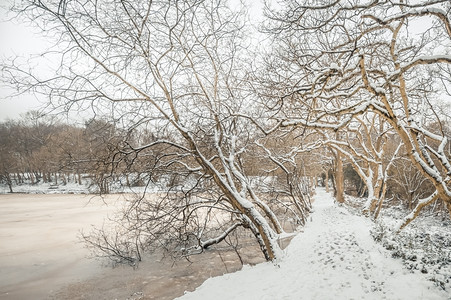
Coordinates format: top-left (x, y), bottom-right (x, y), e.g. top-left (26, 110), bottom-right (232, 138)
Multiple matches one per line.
top-left (3, 1), bottom-right (446, 123)
top-left (0, 0), bottom-right (264, 122)
top-left (0, 3), bottom-right (52, 121)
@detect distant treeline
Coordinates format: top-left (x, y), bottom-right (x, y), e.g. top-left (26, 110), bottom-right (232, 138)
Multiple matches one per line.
top-left (1, 112), bottom-right (450, 217)
top-left (0, 112), bottom-right (286, 194)
top-left (0, 113), bottom-right (136, 193)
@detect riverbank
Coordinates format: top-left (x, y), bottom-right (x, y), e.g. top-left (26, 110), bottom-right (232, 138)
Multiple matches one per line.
top-left (0, 193), bottom-right (264, 299)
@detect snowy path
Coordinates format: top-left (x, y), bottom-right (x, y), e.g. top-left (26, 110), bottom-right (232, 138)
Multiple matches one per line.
top-left (178, 189), bottom-right (448, 300)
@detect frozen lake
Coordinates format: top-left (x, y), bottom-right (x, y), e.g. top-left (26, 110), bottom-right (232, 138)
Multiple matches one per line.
top-left (0, 193), bottom-right (119, 299)
top-left (0, 193), bottom-right (263, 299)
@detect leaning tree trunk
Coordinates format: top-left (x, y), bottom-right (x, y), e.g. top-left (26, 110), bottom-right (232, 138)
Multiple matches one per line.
top-left (215, 177), bottom-right (283, 261)
top-left (187, 135), bottom-right (283, 261)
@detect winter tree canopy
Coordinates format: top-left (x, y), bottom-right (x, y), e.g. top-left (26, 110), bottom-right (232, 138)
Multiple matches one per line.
top-left (264, 0), bottom-right (451, 229)
top-left (1, 0), bottom-right (451, 263)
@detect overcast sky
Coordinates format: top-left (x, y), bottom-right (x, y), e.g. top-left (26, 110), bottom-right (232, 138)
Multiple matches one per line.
top-left (0, 3), bottom-right (52, 121)
top-left (0, 1), bottom-right (264, 122)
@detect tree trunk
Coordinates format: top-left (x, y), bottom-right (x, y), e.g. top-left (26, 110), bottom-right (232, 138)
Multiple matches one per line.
top-left (4, 172), bottom-right (13, 193)
top-left (335, 152), bottom-right (345, 203)
top-left (207, 169), bottom-right (282, 261)
top-left (408, 193), bottom-right (413, 211)
top-left (397, 192), bottom-right (438, 231)
top-left (446, 202), bottom-right (451, 220)
top-left (325, 170), bottom-right (329, 193)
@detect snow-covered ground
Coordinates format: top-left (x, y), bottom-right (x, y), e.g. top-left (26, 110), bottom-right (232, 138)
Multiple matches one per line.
top-left (0, 180), bottom-right (93, 194)
top-left (1, 184), bottom-right (449, 299)
top-left (178, 189), bottom-right (449, 300)
top-left (0, 179), bottom-right (150, 194)
top-left (371, 208), bottom-right (451, 292)
top-left (0, 174), bottom-right (184, 195)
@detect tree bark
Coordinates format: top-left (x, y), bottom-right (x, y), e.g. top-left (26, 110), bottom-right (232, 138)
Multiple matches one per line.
top-left (325, 169), bottom-right (329, 193)
top-left (335, 152), bottom-right (345, 203)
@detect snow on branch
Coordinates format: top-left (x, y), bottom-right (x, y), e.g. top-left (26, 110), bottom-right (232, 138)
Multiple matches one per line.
top-left (200, 222), bottom-right (243, 249)
top-left (387, 55), bottom-right (451, 81)
top-left (363, 7), bottom-right (451, 38)
top-left (395, 191), bottom-right (439, 232)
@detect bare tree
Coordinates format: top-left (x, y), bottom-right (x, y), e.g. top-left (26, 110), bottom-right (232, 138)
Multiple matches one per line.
top-left (4, 0), bottom-right (296, 261)
top-left (390, 157), bottom-right (433, 211)
top-left (264, 0), bottom-right (451, 229)
top-left (321, 114), bottom-right (401, 217)
top-left (0, 122), bottom-right (17, 192)
top-left (254, 128), bottom-right (318, 226)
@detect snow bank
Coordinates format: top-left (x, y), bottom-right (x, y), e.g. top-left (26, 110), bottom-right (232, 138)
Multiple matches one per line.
top-left (371, 209), bottom-right (451, 292)
top-left (178, 189), bottom-right (448, 299)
